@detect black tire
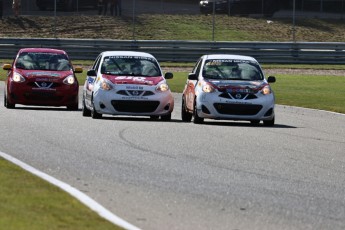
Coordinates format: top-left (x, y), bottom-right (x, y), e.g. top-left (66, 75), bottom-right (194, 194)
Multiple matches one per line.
top-left (193, 99), bottom-right (204, 124)
top-left (161, 113), bottom-right (171, 121)
top-left (4, 93), bottom-right (15, 109)
top-left (150, 115), bottom-right (159, 120)
top-left (250, 120), bottom-right (260, 125)
top-left (181, 98), bottom-right (192, 122)
top-left (263, 116), bottom-right (275, 126)
top-left (67, 102), bottom-right (78, 111)
top-left (91, 99), bottom-right (102, 119)
top-left (82, 98), bottom-right (91, 117)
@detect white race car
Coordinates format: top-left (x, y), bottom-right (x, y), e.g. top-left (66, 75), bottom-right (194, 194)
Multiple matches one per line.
top-left (182, 54), bottom-right (276, 125)
top-left (82, 51), bottom-right (174, 120)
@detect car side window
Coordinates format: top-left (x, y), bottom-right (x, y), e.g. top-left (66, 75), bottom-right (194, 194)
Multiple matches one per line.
top-left (192, 58), bottom-right (202, 75)
top-left (92, 55), bottom-right (102, 71)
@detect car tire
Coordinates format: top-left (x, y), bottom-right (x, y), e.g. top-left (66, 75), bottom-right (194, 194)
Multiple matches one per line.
top-left (4, 93), bottom-right (15, 109)
top-left (250, 120), bottom-right (260, 125)
top-left (161, 113), bottom-right (171, 121)
top-left (82, 98), bottom-right (91, 117)
top-left (263, 116), bottom-right (275, 126)
top-left (91, 99), bottom-right (102, 119)
top-left (181, 98), bottom-right (192, 122)
top-left (67, 102), bottom-right (79, 111)
top-left (193, 99), bottom-right (204, 124)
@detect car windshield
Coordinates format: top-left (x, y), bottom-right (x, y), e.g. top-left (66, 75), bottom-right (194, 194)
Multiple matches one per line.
top-left (15, 52), bottom-right (72, 71)
top-left (101, 56), bottom-right (162, 77)
top-left (202, 59), bottom-right (264, 81)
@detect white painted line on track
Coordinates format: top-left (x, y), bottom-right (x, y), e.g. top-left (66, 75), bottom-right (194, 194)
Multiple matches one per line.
top-left (0, 151), bottom-right (141, 230)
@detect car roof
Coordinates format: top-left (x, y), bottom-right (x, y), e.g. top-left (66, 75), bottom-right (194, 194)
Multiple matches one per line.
top-left (18, 48), bottom-right (68, 55)
top-left (101, 51), bottom-right (156, 59)
top-left (203, 54), bottom-right (258, 62)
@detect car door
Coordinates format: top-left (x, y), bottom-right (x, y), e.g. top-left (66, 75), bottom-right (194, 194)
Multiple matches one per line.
top-left (185, 58), bottom-right (203, 111)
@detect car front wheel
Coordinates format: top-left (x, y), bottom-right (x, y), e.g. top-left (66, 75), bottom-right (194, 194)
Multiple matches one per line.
top-left (82, 97), bottom-right (91, 117)
top-left (4, 93), bottom-right (15, 109)
top-left (161, 113), bottom-right (171, 121)
top-left (193, 99), bottom-right (204, 124)
top-left (91, 99), bottom-right (102, 119)
top-left (263, 116), bottom-right (275, 126)
top-left (67, 102), bottom-right (78, 111)
top-left (181, 98), bottom-right (192, 122)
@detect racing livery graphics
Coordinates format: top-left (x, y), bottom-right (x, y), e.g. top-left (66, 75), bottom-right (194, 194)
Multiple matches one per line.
top-left (3, 48), bottom-right (82, 110)
top-left (82, 51), bottom-right (174, 120)
top-left (182, 54), bottom-right (276, 125)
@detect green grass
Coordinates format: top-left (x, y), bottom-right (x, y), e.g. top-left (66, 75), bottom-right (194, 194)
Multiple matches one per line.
top-left (0, 158), bottom-right (123, 230)
top-left (271, 74), bottom-right (345, 113)
top-left (1, 15), bottom-right (345, 42)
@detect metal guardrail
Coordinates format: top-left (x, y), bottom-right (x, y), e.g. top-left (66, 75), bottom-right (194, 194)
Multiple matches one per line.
top-left (1, 38), bottom-right (345, 64)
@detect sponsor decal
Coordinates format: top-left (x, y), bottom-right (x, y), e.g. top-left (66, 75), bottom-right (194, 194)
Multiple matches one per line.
top-left (107, 56), bottom-right (155, 62)
top-left (29, 72), bottom-right (60, 77)
top-left (116, 76), bottom-right (146, 81)
top-left (32, 88), bottom-right (56, 91)
top-left (121, 96), bottom-right (148, 100)
top-left (126, 85), bottom-right (144, 90)
top-left (225, 101), bottom-right (251, 104)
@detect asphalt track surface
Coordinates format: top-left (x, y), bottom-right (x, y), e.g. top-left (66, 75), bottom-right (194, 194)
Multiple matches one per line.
top-left (1, 82), bottom-right (345, 230)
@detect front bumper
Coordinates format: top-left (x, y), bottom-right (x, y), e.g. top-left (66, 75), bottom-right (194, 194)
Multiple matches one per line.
top-left (93, 85), bottom-right (174, 116)
top-left (7, 81), bottom-right (79, 107)
top-left (196, 91), bottom-right (275, 121)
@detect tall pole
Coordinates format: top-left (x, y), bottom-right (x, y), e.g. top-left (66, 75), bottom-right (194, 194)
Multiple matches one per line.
top-left (212, 0), bottom-right (215, 41)
top-left (54, 0), bottom-right (57, 38)
top-left (132, 0), bottom-right (136, 40)
top-left (292, 0), bottom-right (296, 42)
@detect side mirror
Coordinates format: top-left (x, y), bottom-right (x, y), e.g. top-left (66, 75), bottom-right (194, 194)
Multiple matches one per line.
top-left (74, 67), bottom-right (83, 73)
top-left (87, 69), bottom-right (97, 77)
top-left (267, 76), bottom-right (276, 83)
top-left (165, 72), bottom-right (173, 79)
top-left (188, 73), bottom-right (198, 80)
top-left (3, 64), bottom-right (12, 70)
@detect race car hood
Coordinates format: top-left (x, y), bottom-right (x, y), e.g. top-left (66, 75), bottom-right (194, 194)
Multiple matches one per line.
top-left (17, 69), bottom-right (73, 82)
top-left (103, 75), bottom-right (164, 86)
top-left (208, 80), bottom-right (268, 93)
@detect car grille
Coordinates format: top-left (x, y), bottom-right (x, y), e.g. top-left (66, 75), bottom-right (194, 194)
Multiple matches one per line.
top-left (117, 90), bottom-right (155, 96)
top-left (111, 100), bottom-right (160, 113)
top-left (219, 92), bottom-right (257, 100)
top-left (24, 91), bottom-right (63, 102)
top-left (214, 103), bottom-right (262, 115)
top-left (29, 82), bottom-right (58, 89)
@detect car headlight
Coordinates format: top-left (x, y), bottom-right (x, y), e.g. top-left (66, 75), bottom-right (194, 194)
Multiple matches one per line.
top-left (12, 72), bottom-right (25, 83)
top-left (261, 85), bottom-right (272, 95)
top-left (202, 83), bottom-right (215, 93)
top-left (100, 79), bottom-right (113, 91)
top-left (156, 83), bottom-right (169, 92)
top-left (63, 75), bottom-right (76, 85)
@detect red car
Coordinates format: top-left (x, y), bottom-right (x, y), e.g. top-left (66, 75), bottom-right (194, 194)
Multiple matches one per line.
top-left (3, 48), bottom-right (82, 110)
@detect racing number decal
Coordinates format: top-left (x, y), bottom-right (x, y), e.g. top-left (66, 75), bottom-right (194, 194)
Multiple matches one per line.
top-left (115, 76), bottom-right (147, 81)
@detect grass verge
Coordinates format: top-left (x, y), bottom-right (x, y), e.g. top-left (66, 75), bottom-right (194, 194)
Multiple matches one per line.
top-left (0, 158), bottom-right (123, 230)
